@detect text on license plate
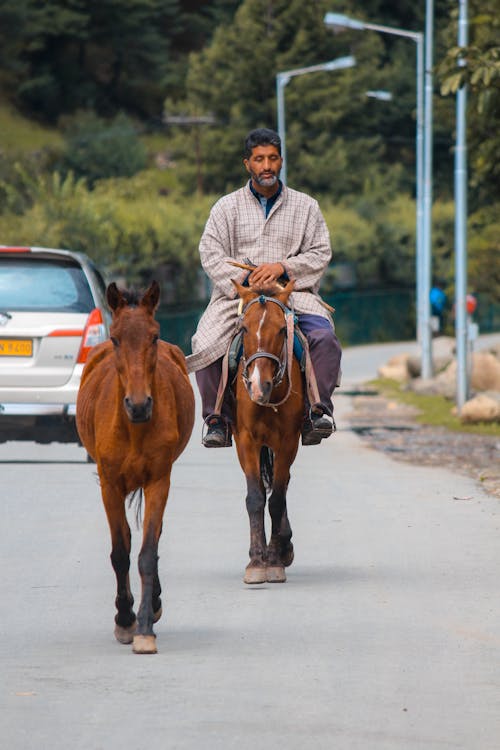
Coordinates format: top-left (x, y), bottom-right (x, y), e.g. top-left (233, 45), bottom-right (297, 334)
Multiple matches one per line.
top-left (0, 339), bottom-right (33, 357)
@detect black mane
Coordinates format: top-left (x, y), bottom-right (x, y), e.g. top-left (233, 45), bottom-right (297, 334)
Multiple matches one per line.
top-left (120, 287), bottom-right (141, 306)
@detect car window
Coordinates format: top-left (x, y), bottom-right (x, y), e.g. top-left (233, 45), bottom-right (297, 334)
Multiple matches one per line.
top-left (0, 258), bottom-right (95, 312)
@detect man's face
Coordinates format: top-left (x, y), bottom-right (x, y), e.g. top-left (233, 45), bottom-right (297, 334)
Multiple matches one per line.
top-left (244, 144), bottom-right (282, 189)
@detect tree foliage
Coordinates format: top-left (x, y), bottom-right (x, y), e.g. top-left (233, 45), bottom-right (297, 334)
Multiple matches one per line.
top-left (0, 0), bottom-right (498, 308)
top-left (58, 111), bottom-right (147, 186)
top-left (438, 0), bottom-right (500, 205)
top-left (0, 0), bottom-right (241, 121)
top-left (166, 0), bottom-right (456, 200)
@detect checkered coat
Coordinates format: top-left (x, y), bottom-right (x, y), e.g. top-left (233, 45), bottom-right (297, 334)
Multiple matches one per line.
top-left (186, 182), bottom-right (333, 373)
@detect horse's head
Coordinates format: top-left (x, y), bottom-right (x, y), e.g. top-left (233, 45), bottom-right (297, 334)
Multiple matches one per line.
top-left (107, 281), bottom-right (161, 423)
top-left (232, 279), bottom-right (295, 405)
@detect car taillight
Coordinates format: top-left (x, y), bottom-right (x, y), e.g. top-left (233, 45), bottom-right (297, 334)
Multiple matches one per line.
top-left (77, 308), bottom-right (107, 363)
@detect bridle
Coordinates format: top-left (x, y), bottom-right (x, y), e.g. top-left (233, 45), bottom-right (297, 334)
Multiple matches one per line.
top-left (239, 294), bottom-right (295, 409)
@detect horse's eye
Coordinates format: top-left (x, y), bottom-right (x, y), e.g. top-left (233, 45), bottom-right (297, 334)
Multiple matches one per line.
top-left (280, 326), bottom-right (287, 335)
top-left (152, 334), bottom-right (159, 344)
top-left (110, 336), bottom-right (119, 347)
top-left (240, 325), bottom-right (248, 334)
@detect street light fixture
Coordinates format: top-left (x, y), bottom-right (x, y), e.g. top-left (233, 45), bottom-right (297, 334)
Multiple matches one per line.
top-left (276, 55), bottom-right (356, 186)
top-left (324, 12), bottom-right (432, 378)
top-left (365, 90), bottom-right (393, 101)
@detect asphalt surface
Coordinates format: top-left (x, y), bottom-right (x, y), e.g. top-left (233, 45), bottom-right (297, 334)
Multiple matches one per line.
top-left (1, 338), bottom-right (499, 750)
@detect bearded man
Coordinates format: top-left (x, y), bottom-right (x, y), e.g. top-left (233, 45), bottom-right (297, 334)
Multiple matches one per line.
top-left (186, 127), bottom-right (342, 447)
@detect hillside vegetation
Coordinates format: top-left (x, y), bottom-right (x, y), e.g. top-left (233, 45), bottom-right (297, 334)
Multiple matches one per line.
top-left (0, 0), bottom-right (498, 312)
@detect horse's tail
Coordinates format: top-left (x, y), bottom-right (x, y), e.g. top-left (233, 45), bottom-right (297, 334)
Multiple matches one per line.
top-left (127, 488), bottom-right (144, 528)
top-left (260, 446), bottom-right (274, 493)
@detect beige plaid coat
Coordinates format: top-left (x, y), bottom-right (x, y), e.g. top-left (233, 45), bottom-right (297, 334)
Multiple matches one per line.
top-left (186, 182), bottom-right (333, 373)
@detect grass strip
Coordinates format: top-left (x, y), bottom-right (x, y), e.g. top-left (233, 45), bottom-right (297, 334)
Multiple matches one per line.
top-left (369, 378), bottom-right (500, 436)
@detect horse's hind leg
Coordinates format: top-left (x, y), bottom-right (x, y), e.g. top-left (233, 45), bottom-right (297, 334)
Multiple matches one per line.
top-left (133, 475), bottom-right (171, 654)
top-left (101, 482), bottom-right (136, 644)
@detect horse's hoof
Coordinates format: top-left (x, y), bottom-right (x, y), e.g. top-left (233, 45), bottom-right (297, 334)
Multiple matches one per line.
top-left (133, 635), bottom-right (157, 654)
top-left (153, 607), bottom-right (162, 623)
top-left (266, 566), bottom-right (286, 583)
top-left (114, 622), bottom-right (136, 644)
top-left (244, 566), bottom-right (267, 585)
top-left (281, 544), bottom-right (294, 567)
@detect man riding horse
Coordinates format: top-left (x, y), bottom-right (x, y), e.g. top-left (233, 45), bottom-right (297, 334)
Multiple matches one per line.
top-left (186, 127), bottom-right (342, 447)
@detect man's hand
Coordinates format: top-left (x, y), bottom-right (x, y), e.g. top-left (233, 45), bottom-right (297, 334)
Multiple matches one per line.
top-left (249, 262), bottom-right (285, 287)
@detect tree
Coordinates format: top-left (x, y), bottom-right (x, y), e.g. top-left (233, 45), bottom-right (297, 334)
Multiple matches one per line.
top-left (59, 111), bottom-right (147, 186)
top-left (172, 0), bottom-right (454, 199)
top-left (0, 0), bottom-right (245, 122)
top-left (1, 0), bottom-right (180, 121)
top-left (438, 0), bottom-right (500, 205)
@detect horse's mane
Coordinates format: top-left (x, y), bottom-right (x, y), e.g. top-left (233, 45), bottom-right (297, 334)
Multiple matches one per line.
top-left (251, 283), bottom-right (282, 297)
top-left (119, 287), bottom-right (141, 306)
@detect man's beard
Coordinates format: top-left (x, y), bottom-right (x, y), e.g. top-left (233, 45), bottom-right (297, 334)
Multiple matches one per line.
top-left (251, 171), bottom-right (279, 188)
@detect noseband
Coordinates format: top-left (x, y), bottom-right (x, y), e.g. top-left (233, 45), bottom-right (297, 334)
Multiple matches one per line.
top-left (240, 294), bottom-right (295, 408)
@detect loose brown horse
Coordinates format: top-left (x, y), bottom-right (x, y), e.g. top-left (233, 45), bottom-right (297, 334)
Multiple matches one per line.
top-left (232, 280), bottom-right (304, 584)
top-left (77, 281), bottom-right (194, 654)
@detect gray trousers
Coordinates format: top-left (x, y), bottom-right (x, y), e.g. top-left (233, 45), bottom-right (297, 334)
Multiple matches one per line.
top-left (195, 323), bottom-right (342, 422)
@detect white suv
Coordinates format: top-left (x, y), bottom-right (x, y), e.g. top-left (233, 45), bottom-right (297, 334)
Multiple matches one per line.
top-left (0, 246), bottom-right (110, 443)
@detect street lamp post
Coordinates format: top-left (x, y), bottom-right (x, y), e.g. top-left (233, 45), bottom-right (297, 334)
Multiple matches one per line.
top-left (455, 0), bottom-right (469, 409)
top-left (324, 12), bottom-right (431, 377)
top-left (276, 55), bottom-right (356, 186)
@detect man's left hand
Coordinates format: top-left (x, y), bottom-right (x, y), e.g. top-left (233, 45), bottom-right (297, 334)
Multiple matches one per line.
top-left (249, 262), bottom-right (285, 287)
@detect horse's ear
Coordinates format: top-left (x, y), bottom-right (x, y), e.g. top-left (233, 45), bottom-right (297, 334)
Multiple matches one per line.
top-left (231, 278), bottom-right (255, 305)
top-left (107, 282), bottom-right (126, 312)
top-left (275, 278), bottom-right (295, 305)
top-left (141, 280), bottom-right (160, 313)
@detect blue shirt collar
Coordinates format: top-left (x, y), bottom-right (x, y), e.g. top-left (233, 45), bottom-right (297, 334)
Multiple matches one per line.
top-left (248, 180), bottom-right (283, 217)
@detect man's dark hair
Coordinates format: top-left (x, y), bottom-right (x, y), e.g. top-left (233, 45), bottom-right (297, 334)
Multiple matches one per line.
top-left (244, 128), bottom-right (281, 159)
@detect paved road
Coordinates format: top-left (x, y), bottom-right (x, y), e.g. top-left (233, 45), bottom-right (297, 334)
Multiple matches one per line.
top-left (1, 338), bottom-right (499, 750)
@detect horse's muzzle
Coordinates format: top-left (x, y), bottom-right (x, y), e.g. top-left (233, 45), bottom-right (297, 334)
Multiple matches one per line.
top-left (246, 379), bottom-right (272, 405)
top-left (124, 396), bottom-right (153, 423)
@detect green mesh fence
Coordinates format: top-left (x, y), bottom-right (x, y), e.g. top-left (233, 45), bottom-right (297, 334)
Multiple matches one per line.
top-left (157, 307), bottom-right (203, 354)
top-left (325, 289), bottom-right (416, 347)
top-left (157, 289), bottom-right (499, 354)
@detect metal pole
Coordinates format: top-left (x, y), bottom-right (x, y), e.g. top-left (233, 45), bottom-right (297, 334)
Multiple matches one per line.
top-left (324, 13), bottom-right (430, 373)
top-left (421, 0), bottom-right (434, 378)
top-left (455, 0), bottom-right (469, 409)
top-left (276, 74), bottom-right (288, 185)
top-left (415, 34), bottom-right (425, 353)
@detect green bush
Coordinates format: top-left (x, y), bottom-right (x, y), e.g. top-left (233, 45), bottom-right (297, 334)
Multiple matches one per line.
top-left (59, 112), bottom-right (147, 187)
top-left (0, 168), bottom-right (217, 295)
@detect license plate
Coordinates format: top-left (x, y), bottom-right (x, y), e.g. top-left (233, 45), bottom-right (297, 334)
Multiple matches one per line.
top-left (0, 338), bottom-right (33, 357)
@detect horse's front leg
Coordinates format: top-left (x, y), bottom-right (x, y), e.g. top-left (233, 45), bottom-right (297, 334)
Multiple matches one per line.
top-left (236, 435), bottom-right (267, 584)
top-left (133, 474), bottom-right (171, 654)
top-left (100, 479), bottom-right (136, 644)
top-left (266, 446), bottom-right (298, 583)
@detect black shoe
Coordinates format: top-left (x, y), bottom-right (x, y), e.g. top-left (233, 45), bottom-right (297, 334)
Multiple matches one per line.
top-left (202, 416), bottom-right (232, 448)
top-left (301, 411), bottom-right (336, 446)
